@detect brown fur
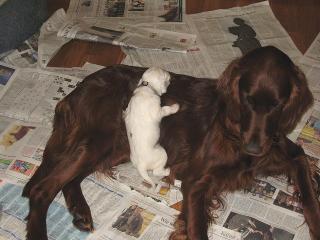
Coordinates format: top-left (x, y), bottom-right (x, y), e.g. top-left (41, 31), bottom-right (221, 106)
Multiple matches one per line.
top-left (22, 46), bottom-right (320, 240)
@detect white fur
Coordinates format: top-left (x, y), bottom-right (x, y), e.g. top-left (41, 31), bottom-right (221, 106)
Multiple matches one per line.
top-left (124, 67), bottom-right (179, 187)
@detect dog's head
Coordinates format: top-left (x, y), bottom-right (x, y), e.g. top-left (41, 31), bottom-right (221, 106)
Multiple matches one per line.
top-left (218, 46), bottom-right (313, 156)
top-left (140, 67), bottom-right (171, 95)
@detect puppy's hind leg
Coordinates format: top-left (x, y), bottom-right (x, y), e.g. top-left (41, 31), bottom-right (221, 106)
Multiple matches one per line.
top-left (137, 164), bottom-right (155, 188)
top-left (152, 146), bottom-right (170, 177)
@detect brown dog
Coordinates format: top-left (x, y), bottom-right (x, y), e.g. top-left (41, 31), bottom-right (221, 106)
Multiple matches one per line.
top-left (23, 46), bottom-right (319, 240)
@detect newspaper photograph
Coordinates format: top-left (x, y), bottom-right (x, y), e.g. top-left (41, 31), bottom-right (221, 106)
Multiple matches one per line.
top-left (67, 0), bottom-right (184, 22)
top-left (296, 109), bottom-right (320, 160)
top-left (223, 211), bottom-right (295, 240)
top-left (215, 176), bottom-right (313, 240)
top-left (0, 62), bottom-right (17, 100)
top-left (87, 189), bottom-right (179, 240)
top-left (0, 33), bottom-right (39, 68)
top-left (243, 179), bottom-right (277, 204)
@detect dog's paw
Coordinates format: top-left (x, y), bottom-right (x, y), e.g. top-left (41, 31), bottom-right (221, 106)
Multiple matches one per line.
top-left (169, 232), bottom-right (188, 240)
top-left (73, 212), bottom-right (94, 232)
top-left (310, 227), bottom-right (320, 240)
top-left (169, 219), bottom-right (187, 240)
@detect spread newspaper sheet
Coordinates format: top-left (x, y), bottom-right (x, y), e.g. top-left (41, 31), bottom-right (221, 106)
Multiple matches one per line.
top-left (0, 1), bottom-right (320, 239)
top-left (67, 0), bottom-right (184, 22)
top-left (122, 1), bottom-right (302, 78)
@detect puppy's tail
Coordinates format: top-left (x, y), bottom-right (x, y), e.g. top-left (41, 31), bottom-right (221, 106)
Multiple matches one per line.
top-left (137, 165), bottom-right (155, 188)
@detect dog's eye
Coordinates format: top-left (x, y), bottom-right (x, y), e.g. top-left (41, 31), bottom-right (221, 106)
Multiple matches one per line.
top-left (246, 96), bottom-right (254, 105)
top-left (270, 102), bottom-right (278, 108)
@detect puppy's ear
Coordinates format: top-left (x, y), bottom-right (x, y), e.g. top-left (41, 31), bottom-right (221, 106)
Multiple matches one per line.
top-left (280, 65), bottom-right (314, 134)
top-left (218, 58), bottom-right (241, 123)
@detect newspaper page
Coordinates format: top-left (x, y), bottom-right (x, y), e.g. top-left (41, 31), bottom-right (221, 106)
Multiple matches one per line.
top-left (0, 172), bottom-right (185, 240)
top-left (114, 162), bottom-right (183, 206)
top-left (0, 176), bottom-right (130, 240)
top-left (57, 18), bottom-right (196, 52)
top-left (0, 64), bottom-right (82, 124)
top-left (122, 1), bottom-right (302, 78)
top-left (82, 62), bottom-right (105, 72)
top-left (87, 187), bottom-right (178, 240)
top-left (0, 33), bottom-right (39, 68)
top-left (38, 9), bottom-right (71, 68)
top-left (0, 117), bottom-right (51, 184)
top-left (67, 0), bottom-right (184, 22)
top-left (43, 66), bottom-right (96, 79)
top-left (216, 176), bottom-right (313, 240)
top-left (286, 34), bottom-right (320, 158)
top-left (0, 62), bottom-right (18, 100)
top-left (299, 32), bottom-right (320, 103)
top-left (295, 105), bottom-right (320, 162)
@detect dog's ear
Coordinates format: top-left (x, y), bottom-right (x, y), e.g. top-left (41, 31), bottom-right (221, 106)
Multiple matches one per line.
top-left (218, 58), bottom-right (241, 124)
top-left (280, 65), bottom-right (314, 134)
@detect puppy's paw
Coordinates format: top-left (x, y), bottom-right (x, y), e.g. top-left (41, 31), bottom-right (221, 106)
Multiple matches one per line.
top-left (163, 168), bottom-right (170, 176)
top-left (153, 168), bottom-right (170, 177)
top-left (170, 104), bottom-right (180, 113)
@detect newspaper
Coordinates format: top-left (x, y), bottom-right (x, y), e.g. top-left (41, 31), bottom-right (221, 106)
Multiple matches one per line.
top-left (37, 9), bottom-right (71, 68)
top-left (0, 62), bottom-right (18, 99)
top-left (0, 62), bottom-right (82, 125)
top-left (0, 174), bottom-right (182, 240)
top-left (114, 162), bottom-right (183, 206)
top-left (122, 1), bottom-right (302, 78)
top-left (299, 32), bottom-right (320, 103)
top-left (43, 61), bottom-right (105, 79)
top-left (295, 106), bottom-right (320, 162)
top-left (0, 33), bottom-right (39, 68)
top-left (57, 18), bottom-right (196, 52)
top-left (215, 176), bottom-right (314, 240)
top-left (0, 118), bottom-right (241, 240)
top-left (286, 34), bottom-right (320, 160)
top-left (0, 117), bottom-right (51, 184)
top-left (67, 0), bottom-right (184, 22)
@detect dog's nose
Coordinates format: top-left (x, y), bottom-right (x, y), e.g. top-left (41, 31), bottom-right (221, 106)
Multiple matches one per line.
top-left (244, 141), bottom-right (262, 155)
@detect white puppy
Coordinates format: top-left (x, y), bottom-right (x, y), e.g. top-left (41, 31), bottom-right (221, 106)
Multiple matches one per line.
top-left (124, 67), bottom-right (179, 187)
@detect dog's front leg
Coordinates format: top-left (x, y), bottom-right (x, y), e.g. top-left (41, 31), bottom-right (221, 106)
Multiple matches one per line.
top-left (291, 155), bottom-right (320, 240)
top-left (170, 175), bottom-right (213, 240)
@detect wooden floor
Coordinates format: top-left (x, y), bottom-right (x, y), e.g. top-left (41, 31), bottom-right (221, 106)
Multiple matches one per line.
top-left (48, 0), bottom-right (320, 68)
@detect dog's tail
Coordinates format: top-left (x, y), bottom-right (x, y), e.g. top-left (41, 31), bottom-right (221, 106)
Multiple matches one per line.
top-left (137, 165), bottom-right (155, 188)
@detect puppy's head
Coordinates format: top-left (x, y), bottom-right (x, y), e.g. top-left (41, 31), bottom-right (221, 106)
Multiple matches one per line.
top-left (140, 67), bottom-right (171, 95)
